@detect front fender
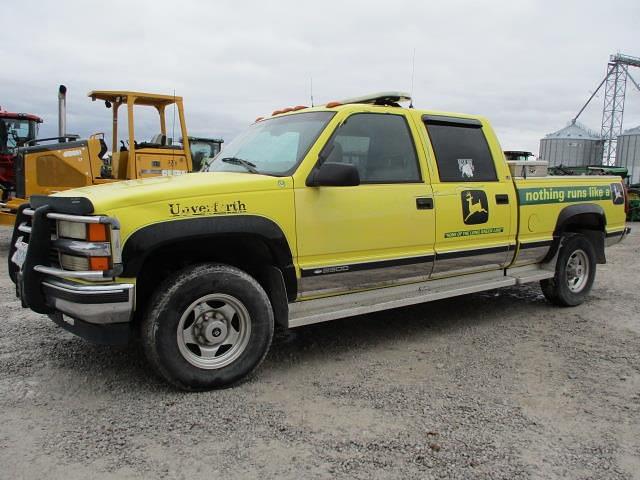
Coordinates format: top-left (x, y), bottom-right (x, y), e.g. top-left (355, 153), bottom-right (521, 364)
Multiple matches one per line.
top-left (120, 215), bottom-right (297, 298)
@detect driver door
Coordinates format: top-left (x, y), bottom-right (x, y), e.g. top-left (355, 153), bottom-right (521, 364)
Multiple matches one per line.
top-left (294, 112), bottom-right (436, 298)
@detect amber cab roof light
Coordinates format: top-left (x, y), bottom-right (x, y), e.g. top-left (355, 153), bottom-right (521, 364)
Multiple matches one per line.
top-left (270, 105), bottom-right (309, 117)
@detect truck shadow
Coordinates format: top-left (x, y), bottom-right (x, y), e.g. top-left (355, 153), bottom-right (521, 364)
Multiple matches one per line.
top-left (264, 284), bottom-right (547, 369)
top-left (44, 284), bottom-right (549, 393)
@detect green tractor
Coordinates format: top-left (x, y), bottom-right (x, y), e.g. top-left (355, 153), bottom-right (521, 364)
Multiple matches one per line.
top-left (186, 136), bottom-right (224, 171)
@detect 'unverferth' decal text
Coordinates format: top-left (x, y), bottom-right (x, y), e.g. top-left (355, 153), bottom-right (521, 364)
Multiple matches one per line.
top-left (168, 200), bottom-right (247, 217)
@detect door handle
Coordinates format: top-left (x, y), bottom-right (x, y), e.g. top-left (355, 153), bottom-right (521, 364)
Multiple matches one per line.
top-left (495, 194), bottom-right (509, 205)
top-left (416, 197), bottom-right (434, 210)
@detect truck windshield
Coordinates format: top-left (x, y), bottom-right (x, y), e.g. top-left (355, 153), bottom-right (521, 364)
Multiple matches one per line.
top-left (0, 118), bottom-right (37, 154)
top-left (205, 111), bottom-right (335, 175)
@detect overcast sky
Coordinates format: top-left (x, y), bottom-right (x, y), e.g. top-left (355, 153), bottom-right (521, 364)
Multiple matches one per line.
top-left (2, 0), bottom-right (639, 155)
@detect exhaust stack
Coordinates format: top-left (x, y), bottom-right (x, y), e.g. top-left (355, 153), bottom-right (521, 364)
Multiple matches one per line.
top-left (58, 85), bottom-right (67, 138)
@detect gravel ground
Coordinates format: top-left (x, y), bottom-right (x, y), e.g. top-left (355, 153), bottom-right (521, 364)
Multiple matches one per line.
top-left (0, 225), bottom-right (639, 480)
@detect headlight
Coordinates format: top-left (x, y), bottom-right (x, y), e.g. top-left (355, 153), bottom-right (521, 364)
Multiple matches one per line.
top-left (55, 219), bottom-right (113, 272)
top-left (57, 221), bottom-right (109, 241)
top-left (57, 220), bottom-right (86, 240)
top-left (59, 253), bottom-right (90, 271)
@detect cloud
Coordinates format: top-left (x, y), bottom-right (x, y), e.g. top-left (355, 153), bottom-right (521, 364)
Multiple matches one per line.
top-left (2, 0), bottom-right (639, 155)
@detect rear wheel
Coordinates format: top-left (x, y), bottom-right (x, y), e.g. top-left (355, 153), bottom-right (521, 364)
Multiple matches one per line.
top-left (141, 263), bottom-right (274, 390)
top-left (541, 234), bottom-right (596, 307)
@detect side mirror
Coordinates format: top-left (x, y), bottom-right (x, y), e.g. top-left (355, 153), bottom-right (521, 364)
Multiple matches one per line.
top-left (306, 162), bottom-right (360, 187)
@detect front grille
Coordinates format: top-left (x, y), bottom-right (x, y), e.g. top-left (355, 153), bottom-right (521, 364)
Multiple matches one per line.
top-left (49, 250), bottom-right (61, 268)
top-left (49, 221), bottom-right (60, 268)
top-left (17, 214), bottom-right (32, 243)
top-left (19, 212), bottom-right (60, 269)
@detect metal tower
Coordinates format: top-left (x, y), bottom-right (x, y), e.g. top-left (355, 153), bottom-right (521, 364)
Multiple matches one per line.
top-left (572, 53), bottom-right (640, 165)
top-left (600, 59), bottom-right (628, 164)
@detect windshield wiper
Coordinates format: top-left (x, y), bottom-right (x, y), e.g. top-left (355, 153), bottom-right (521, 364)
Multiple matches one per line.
top-left (220, 157), bottom-right (258, 174)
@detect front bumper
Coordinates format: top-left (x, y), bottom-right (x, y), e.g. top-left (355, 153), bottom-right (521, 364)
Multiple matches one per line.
top-left (39, 277), bottom-right (135, 346)
top-left (13, 274), bottom-right (135, 346)
top-left (48, 312), bottom-right (133, 346)
top-left (41, 278), bottom-right (134, 325)
top-left (16, 274), bottom-right (135, 345)
top-left (14, 274), bottom-right (135, 345)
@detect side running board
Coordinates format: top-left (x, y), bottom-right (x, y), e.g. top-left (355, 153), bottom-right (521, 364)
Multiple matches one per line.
top-left (288, 266), bottom-right (554, 328)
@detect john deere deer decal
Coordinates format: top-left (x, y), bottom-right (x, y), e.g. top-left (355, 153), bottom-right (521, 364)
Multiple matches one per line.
top-left (461, 190), bottom-right (489, 225)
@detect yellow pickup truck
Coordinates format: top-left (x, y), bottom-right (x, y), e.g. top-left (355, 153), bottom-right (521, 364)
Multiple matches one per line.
top-left (7, 92), bottom-right (629, 390)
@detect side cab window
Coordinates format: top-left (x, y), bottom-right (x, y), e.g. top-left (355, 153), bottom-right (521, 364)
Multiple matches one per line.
top-left (324, 113), bottom-right (421, 183)
top-left (423, 115), bottom-right (497, 182)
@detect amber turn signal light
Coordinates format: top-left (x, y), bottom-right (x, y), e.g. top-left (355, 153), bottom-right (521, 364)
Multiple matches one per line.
top-left (89, 257), bottom-right (110, 271)
top-left (87, 223), bottom-right (108, 242)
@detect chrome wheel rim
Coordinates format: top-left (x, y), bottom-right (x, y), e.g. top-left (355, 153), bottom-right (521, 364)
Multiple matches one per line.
top-left (177, 294), bottom-right (251, 369)
top-left (566, 249), bottom-right (589, 293)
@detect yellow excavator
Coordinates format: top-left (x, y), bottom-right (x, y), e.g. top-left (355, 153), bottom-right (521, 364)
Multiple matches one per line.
top-left (1, 86), bottom-right (193, 224)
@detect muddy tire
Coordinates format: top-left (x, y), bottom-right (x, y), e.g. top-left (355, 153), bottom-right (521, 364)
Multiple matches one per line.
top-left (141, 263), bottom-right (274, 390)
top-left (541, 234), bottom-right (596, 307)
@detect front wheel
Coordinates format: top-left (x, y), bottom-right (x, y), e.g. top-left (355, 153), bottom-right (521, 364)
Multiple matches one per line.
top-left (540, 234), bottom-right (596, 307)
top-left (141, 263), bottom-right (274, 390)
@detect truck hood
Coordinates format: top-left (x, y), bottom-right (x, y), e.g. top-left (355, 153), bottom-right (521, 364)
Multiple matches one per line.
top-left (53, 172), bottom-right (289, 212)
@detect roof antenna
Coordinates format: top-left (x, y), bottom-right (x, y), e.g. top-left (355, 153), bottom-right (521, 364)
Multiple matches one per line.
top-left (310, 77), bottom-right (314, 107)
top-left (409, 48), bottom-right (416, 108)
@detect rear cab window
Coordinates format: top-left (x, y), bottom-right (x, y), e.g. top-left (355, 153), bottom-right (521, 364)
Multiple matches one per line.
top-left (423, 115), bottom-right (497, 183)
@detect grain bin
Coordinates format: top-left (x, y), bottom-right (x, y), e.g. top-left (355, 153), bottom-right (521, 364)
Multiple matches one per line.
top-left (539, 122), bottom-right (604, 167)
top-left (616, 126), bottom-right (640, 185)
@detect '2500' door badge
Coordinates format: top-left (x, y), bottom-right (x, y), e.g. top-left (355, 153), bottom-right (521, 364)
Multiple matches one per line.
top-left (461, 190), bottom-right (489, 225)
top-left (168, 200), bottom-right (247, 217)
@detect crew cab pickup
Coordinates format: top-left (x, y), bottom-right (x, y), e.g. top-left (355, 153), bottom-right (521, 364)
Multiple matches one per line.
top-left (8, 92), bottom-right (629, 390)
